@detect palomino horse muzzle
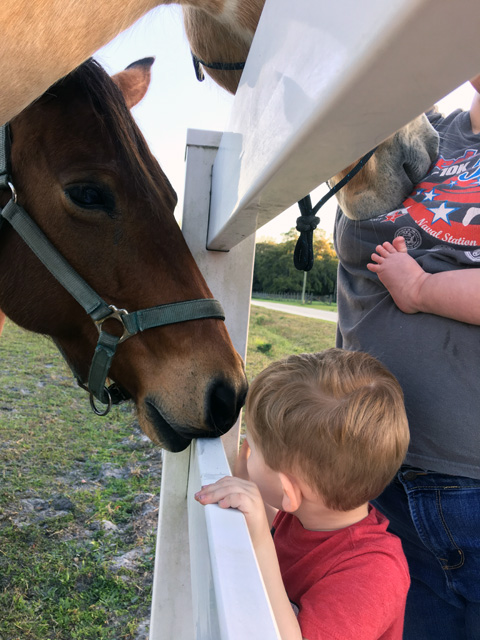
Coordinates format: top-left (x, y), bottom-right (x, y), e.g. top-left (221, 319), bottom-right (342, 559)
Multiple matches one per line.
top-left (0, 123), bottom-right (226, 416)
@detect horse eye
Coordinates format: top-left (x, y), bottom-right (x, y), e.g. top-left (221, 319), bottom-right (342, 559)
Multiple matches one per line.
top-left (65, 184), bottom-right (115, 213)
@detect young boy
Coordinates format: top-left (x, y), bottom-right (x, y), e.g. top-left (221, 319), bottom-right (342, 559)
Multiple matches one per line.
top-left (367, 235), bottom-right (480, 325)
top-left (195, 348), bottom-right (410, 640)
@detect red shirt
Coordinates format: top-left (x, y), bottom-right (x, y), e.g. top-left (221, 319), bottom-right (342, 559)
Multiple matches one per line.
top-left (272, 506), bottom-right (410, 640)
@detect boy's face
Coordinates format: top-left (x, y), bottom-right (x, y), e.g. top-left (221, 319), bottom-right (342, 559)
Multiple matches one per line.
top-left (246, 429), bottom-right (284, 510)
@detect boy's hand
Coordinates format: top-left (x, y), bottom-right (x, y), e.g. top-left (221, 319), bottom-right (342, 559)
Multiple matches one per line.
top-left (195, 476), bottom-right (270, 547)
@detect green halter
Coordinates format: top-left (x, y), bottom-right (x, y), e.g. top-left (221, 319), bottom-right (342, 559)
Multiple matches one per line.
top-left (0, 123), bottom-right (225, 415)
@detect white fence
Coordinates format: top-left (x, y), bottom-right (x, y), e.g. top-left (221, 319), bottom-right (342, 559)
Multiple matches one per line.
top-left (149, 130), bottom-right (277, 639)
top-left (150, 0), bottom-right (478, 637)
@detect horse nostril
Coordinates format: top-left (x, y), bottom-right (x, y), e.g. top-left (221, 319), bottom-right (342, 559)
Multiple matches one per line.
top-left (206, 380), bottom-right (243, 436)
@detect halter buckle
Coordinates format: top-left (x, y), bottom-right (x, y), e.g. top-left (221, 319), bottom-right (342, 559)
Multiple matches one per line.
top-left (95, 305), bottom-right (133, 344)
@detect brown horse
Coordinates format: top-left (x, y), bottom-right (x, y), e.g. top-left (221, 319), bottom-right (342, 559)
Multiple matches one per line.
top-left (0, 57), bottom-right (247, 452)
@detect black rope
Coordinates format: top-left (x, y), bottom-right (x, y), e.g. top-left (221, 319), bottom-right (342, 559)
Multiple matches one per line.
top-left (294, 147), bottom-right (377, 271)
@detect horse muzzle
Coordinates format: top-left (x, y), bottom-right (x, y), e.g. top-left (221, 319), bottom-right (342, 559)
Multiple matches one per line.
top-left (141, 378), bottom-right (247, 452)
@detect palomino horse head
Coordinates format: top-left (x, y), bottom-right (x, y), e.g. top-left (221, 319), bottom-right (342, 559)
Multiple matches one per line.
top-left (182, 1), bottom-right (264, 94)
top-left (0, 58), bottom-right (248, 452)
top-left (327, 114), bottom-right (439, 220)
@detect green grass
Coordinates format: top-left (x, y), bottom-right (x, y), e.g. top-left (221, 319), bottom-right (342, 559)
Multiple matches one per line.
top-left (0, 310), bottom-right (336, 639)
top-left (0, 322), bottom-right (158, 640)
top-left (246, 306), bottom-right (336, 381)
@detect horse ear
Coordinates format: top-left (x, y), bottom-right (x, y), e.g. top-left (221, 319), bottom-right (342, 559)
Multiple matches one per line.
top-left (112, 57), bottom-right (155, 109)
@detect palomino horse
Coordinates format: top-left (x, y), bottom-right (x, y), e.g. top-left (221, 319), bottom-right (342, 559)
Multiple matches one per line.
top-left (329, 116), bottom-right (440, 221)
top-left (1, 0), bottom-right (264, 123)
top-left (2, 0), bottom-right (439, 222)
top-left (0, 57), bottom-right (248, 452)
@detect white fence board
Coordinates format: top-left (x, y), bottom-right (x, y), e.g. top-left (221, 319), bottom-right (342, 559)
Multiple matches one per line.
top-left (149, 448), bottom-right (193, 640)
top-left (188, 439), bottom-right (280, 639)
top-left (208, 0), bottom-right (480, 250)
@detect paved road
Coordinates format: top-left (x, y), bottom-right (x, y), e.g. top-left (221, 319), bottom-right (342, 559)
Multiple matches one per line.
top-left (251, 300), bottom-right (338, 324)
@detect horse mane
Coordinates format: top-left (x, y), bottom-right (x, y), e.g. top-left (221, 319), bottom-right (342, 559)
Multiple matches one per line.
top-left (50, 59), bottom-right (177, 211)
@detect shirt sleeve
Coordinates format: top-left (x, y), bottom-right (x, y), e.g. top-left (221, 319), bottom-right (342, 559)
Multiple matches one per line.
top-left (297, 550), bottom-right (410, 640)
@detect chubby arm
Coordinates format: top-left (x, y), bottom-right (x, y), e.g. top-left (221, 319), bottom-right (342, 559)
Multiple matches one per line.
top-left (195, 477), bottom-right (303, 640)
top-left (368, 236), bottom-right (480, 324)
top-left (414, 268), bottom-right (480, 323)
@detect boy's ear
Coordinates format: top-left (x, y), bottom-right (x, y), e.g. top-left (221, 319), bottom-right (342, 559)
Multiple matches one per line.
top-left (279, 472), bottom-right (303, 513)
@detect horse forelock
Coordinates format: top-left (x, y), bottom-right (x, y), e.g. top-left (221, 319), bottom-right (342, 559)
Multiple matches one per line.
top-left (50, 59), bottom-right (177, 215)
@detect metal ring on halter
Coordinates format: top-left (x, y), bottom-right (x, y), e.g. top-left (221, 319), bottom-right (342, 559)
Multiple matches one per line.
top-left (7, 181), bottom-right (17, 203)
top-left (89, 388), bottom-right (113, 416)
top-left (94, 305), bottom-right (134, 344)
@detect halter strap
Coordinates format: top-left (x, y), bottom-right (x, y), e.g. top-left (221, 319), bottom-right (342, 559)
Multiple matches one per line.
top-left (0, 124), bottom-right (11, 191)
top-left (0, 123), bottom-right (226, 412)
top-left (191, 53), bottom-right (245, 82)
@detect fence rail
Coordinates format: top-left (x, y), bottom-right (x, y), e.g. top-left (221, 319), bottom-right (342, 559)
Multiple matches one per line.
top-left (151, 0), bottom-right (478, 636)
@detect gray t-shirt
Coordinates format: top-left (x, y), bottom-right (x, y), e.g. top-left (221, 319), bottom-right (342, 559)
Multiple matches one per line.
top-left (335, 109), bottom-right (480, 479)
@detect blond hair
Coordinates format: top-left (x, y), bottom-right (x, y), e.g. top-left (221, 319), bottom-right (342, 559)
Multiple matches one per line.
top-left (245, 349), bottom-right (409, 511)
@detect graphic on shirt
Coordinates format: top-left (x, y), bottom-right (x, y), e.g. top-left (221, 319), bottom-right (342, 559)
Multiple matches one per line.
top-left (384, 209), bottom-right (409, 223)
top-left (465, 248), bottom-right (480, 262)
top-left (401, 148), bottom-right (480, 246)
top-left (394, 227), bottom-right (422, 249)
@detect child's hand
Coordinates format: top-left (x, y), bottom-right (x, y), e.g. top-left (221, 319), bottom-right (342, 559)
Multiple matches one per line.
top-left (195, 476), bottom-right (270, 547)
top-left (233, 437), bottom-right (251, 480)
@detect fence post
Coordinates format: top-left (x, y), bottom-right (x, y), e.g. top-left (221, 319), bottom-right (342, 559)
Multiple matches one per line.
top-left (180, 128), bottom-right (256, 467)
top-left (149, 129), bottom-right (256, 638)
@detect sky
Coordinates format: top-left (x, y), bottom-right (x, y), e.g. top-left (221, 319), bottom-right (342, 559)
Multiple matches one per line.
top-left (94, 6), bottom-right (476, 243)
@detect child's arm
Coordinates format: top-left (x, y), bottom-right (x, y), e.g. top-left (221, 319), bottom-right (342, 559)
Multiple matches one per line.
top-left (195, 477), bottom-right (303, 640)
top-left (367, 236), bottom-right (480, 324)
top-left (234, 439), bottom-right (279, 527)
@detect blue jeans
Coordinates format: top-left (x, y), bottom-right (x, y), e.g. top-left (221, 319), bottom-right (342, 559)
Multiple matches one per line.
top-left (373, 467), bottom-right (480, 640)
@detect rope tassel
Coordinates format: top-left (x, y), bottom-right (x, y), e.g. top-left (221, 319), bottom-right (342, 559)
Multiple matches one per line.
top-left (294, 196), bottom-right (319, 271)
top-left (294, 146), bottom-right (377, 271)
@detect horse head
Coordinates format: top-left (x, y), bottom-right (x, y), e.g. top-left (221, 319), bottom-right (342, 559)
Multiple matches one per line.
top-left (327, 114), bottom-right (440, 221)
top-left (182, 1), bottom-right (265, 94)
top-left (0, 58), bottom-right (248, 452)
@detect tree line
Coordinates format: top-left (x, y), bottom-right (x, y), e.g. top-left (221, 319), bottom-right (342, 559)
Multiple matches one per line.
top-left (253, 229), bottom-right (338, 297)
